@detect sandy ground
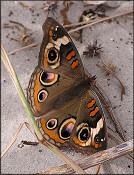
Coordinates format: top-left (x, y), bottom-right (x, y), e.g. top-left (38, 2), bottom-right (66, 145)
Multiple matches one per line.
top-left (1, 1), bottom-right (133, 174)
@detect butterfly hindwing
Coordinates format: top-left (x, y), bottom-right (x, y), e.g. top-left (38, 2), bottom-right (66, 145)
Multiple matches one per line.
top-left (36, 99), bottom-right (80, 148)
top-left (69, 90), bottom-right (107, 154)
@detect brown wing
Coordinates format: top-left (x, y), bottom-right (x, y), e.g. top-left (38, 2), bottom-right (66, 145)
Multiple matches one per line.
top-left (36, 99), bottom-right (80, 148)
top-left (69, 90), bottom-right (107, 154)
top-left (27, 66), bottom-right (77, 116)
top-left (38, 17), bottom-right (85, 79)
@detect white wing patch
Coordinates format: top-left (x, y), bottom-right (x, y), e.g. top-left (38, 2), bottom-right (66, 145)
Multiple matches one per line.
top-left (85, 136), bottom-right (91, 146)
top-left (91, 118), bottom-right (104, 140)
top-left (59, 36), bottom-right (70, 45)
top-left (46, 43), bottom-right (54, 49)
top-left (52, 36), bottom-right (70, 48)
top-left (45, 35), bottom-right (70, 69)
top-left (46, 36), bottom-right (70, 52)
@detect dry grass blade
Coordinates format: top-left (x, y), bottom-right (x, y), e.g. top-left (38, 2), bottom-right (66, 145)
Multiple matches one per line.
top-left (1, 122), bottom-right (37, 158)
top-left (24, 121), bottom-right (36, 136)
top-left (2, 44), bottom-right (15, 75)
top-left (37, 139), bottom-right (133, 174)
top-left (1, 123), bottom-right (24, 158)
top-left (95, 165), bottom-right (100, 174)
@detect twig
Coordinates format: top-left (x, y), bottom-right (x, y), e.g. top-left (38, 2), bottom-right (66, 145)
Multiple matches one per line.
top-left (7, 9), bottom-right (133, 55)
top-left (107, 126), bottom-right (133, 161)
top-left (9, 20), bottom-right (26, 29)
top-left (60, 1), bottom-right (73, 31)
top-left (18, 140), bottom-right (39, 148)
top-left (8, 20), bottom-right (33, 46)
top-left (126, 15), bottom-right (133, 18)
top-left (2, 23), bottom-right (14, 29)
top-left (64, 6), bottom-right (132, 28)
top-left (8, 41), bottom-right (41, 55)
top-left (19, 2), bottom-right (28, 8)
top-left (68, 9), bottom-right (133, 34)
top-left (64, 18), bottom-right (99, 28)
top-left (37, 139), bottom-right (133, 174)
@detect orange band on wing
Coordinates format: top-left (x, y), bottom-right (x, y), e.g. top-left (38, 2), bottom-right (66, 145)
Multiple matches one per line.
top-left (90, 107), bottom-right (99, 117)
top-left (92, 141), bottom-right (102, 149)
top-left (40, 118), bottom-right (68, 144)
top-left (87, 100), bottom-right (95, 108)
top-left (92, 141), bottom-right (95, 146)
top-left (51, 26), bottom-right (54, 30)
top-left (66, 51), bottom-right (75, 61)
top-left (34, 71), bottom-right (42, 112)
top-left (44, 50), bottom-right (48, 67)
top-left (99, 142), bottom-right (102, 148)
top-left (95, 143), bottom-right (99, 149)
top-left (71, 59), bottom-right (79, 69)
top-left (73, 136), bottom-right (86, 146)
top-left (49, 31), bottom-right (53, 36)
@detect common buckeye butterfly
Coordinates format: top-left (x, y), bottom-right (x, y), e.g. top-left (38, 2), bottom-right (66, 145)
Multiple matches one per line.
top-left (27, 17), bottom-right (107, 154)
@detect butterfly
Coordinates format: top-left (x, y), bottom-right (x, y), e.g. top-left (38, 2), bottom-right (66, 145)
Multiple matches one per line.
top-left (27, 17), bottom-right (107, 154)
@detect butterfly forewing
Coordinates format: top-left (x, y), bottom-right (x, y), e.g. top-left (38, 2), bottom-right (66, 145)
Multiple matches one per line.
top-left (38, 17), bottom-right (85, 79)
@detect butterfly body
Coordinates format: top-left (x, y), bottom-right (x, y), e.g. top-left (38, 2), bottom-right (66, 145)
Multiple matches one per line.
top-left (27, 17), bottom-right (107, 154)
